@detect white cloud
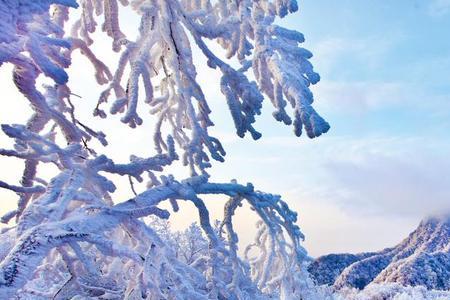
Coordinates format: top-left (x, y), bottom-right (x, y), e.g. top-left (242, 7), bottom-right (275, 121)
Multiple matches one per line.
top-left (305, 136), bottom-right (450, 218)
top-left (428, 0), bottom-right (450, 16)
top-left (212, 131), bottom-right (450, 220)
top-left (313, 81), bottom-right (409, 114)
top-left (311, 34), bottom-right (403, 75)
top-left (293, 199), bottom-right (420, 257)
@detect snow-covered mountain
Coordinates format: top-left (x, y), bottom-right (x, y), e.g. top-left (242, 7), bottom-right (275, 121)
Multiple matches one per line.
top-left (308, 215), bottom-right (450, 290)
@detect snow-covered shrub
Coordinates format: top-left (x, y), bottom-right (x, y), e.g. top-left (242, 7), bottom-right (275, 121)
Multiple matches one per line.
top-left (147, 217), bottom-right (209, 265)
top-left (0, 0), bottom-right (330, 299)
top-left (337, 283), bottom-right (450, 300)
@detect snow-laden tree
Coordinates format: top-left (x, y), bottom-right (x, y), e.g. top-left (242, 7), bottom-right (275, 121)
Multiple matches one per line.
top-left (147, 217), bottom-right (210, 265)
top-left (0, 0), bottom-right (330, 299)
top-left (336, 283), bottom-right (450, 300)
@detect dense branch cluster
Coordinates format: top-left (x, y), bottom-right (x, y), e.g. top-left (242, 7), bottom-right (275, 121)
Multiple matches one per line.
top-left (0, 0), bottom-right (330, 299)
top-left (75, 0), bottom-right (328, 174)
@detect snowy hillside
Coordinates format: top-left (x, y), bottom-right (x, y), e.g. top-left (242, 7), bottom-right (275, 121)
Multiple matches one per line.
top-left (308, 215), bottom-right (450, 290)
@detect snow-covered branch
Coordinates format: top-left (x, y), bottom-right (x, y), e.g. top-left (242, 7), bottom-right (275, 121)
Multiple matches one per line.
top-left (0, 0), bottom-right (330, 298)
top-left (0, 173), bottom-right (309, 298)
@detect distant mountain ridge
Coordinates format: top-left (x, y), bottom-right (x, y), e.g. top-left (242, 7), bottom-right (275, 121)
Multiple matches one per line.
top-left (308, 215), bottom-right (450, 290)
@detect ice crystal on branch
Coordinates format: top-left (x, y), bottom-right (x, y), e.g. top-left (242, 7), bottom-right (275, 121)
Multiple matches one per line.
top-left (75, 0), bottom-right (330, 174)
top-left (0, 0), bottom-right (329, 299)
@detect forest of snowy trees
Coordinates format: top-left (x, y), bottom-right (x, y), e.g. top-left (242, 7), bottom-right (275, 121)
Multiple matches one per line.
top-left (0, 0), bottom-right (448, 299)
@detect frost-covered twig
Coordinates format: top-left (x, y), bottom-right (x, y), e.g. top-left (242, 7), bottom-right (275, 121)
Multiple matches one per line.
top-left (0, 0), bottom-right (329, 299)
top-left (84, 0), bottom-right (329, 174)
top-left (0, 174), bottom-right (308, 298)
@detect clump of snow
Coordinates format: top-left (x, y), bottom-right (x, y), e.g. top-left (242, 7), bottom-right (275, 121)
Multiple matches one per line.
top-left (337, 283), bottom-right (450, 300)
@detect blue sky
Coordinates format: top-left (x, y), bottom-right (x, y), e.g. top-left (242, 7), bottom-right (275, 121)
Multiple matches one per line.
top-left (0, 1), bottom-right (450, 257)
top-left (298, 0), bottom-right (450, 138)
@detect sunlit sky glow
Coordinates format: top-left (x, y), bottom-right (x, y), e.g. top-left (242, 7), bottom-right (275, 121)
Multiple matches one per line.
top-left (0, 0), bottom-right (450, 257)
